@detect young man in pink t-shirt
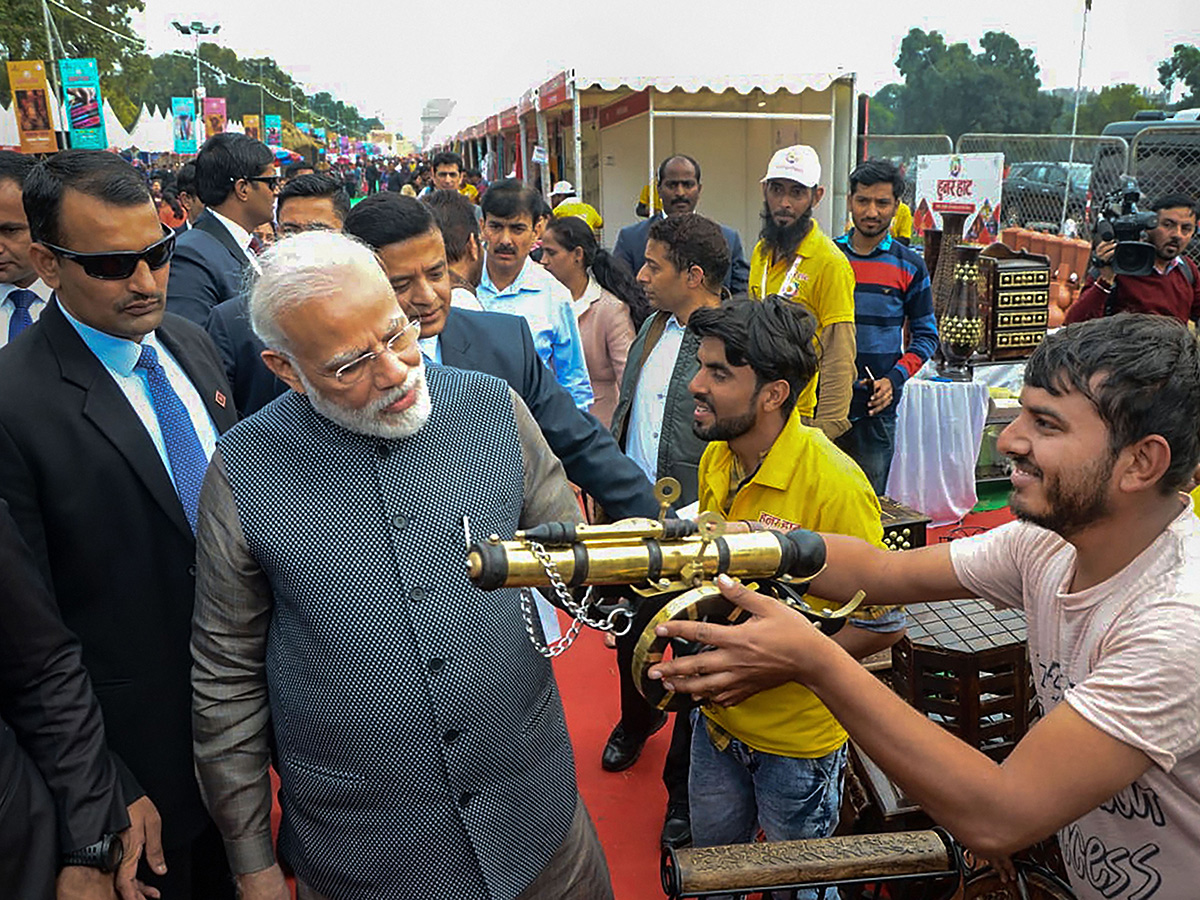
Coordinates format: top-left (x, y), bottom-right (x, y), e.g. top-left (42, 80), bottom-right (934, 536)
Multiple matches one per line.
top-left (651, 313), bottom-right (1200, 900)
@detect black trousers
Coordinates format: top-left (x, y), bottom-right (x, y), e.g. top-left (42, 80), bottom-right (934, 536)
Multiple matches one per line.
top-left (0, 721), bottom-right (57, 900)
top-left (138, 820), bottom-right (236, 900)
top-left (615, 596), bottom-right (692, 810)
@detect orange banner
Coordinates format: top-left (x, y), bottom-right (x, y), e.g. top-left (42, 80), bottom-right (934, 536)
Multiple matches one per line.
top-left (6, 60), bottom-right (58, 153)
top-left (242, 114), bottom-right (261, 143)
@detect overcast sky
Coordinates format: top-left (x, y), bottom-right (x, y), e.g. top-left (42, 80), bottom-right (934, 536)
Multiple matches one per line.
top-left (129, 0), bottom-right (1198, 137)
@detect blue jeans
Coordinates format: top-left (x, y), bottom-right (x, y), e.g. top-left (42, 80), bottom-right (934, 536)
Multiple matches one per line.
top-left (836, 413), bottom-right (898, 495)
top-left (689, 711), bottom-right (847, 900)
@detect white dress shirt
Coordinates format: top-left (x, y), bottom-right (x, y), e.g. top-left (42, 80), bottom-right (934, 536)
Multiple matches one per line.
top-left (208, 208), bottom-right (261, 274)
top-left (625, 314), bottom-right (686, 482)
top-left (0, 279), bottom-right (52, 348)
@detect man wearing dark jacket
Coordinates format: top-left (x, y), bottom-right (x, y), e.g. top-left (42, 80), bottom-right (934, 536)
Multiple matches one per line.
top-left (344, 192), bottom-right (660, 521)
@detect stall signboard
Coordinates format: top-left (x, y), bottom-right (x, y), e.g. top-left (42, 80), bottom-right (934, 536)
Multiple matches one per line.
top-left (914, 153), bottom-right (1004, 244)
top-left (6, 60), bottom-right (57, 153)
top-left (171, 97), bottom-right (197, 154)
top-left (58, 58), bottom-right (106, 149)
top-left (264, 114), bottom-right (283, 148)
top-left (538, 71), bottom-right (571, 111)
top-left (203, 97), bottom-right (226, 136)
top-left (499, 107), bottom-right (519, 131)
top-left (243, 114), bottom-right (261, 142)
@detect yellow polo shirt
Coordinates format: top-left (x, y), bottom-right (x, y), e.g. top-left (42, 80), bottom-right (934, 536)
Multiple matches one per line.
top-left (891, 201), bottom-right (913, 240)
top-left (638, 184), bottom-right (664, 214)
top-left (554, 199), bottom-right (603, 233)
top-left (748, 221), bottom-right (856, 418)
top-left (699, 410), bottom-right (885, 758)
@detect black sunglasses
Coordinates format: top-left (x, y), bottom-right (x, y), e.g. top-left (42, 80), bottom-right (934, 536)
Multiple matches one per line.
top-left (41, 224), bottom-right (176, 280)
top-left (243, 175), bottom-right (281, 191)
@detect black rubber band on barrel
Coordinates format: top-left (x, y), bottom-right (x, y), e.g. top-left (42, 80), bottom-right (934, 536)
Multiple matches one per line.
top-left (644, 538), bottom-right (663, 583)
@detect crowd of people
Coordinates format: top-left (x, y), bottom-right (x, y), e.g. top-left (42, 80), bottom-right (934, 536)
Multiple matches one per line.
top-left (0, 127), bottom-right (1197, 900)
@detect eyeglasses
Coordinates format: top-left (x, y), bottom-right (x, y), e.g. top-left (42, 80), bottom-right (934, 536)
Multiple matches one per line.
top-left (331, 319), bottom-right (421, 384)
top-left (243, 175), bottom-right (281, 191)
top-left (41, 224), bottom-right (176, 280)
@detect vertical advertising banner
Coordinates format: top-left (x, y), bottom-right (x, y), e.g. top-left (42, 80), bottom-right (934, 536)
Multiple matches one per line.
top-left (6, 60), bottom-right (58, 153)
top-left (338, 134), bottom-right (350, 154)
top-left (312, 126), bottom-right (325, 143)
top-left (264, 114), bottom-right (283, 148)
top-left (327, 131), bottom-right (338, 150)
top-left (203, 97), bottom-right (226, 136)
top-left (914, 153), bottom-right (1004, 244)
top-left (242, 114), bottom-right (261, 142)
top-left (171, 97), bottom-right (197, 154)
top-left (296, 122), bottom-right (310, 135)
top-left (57, 58), bottom-right (106, 150)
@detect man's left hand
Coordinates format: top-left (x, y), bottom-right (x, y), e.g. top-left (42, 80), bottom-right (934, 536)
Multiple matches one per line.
top-left (647, 575), bottom-right (824, 706)
top-left (867, 378), bottom-right (893, 416)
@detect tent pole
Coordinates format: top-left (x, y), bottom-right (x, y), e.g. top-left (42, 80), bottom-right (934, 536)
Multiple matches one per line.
top-left (572, 73), bottom-right (583, 203)
top-left (648, 89), bottom-right (656, 218)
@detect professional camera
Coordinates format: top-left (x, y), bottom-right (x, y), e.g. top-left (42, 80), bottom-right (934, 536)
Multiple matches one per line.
top-left (1094, 177), bottom-right (1159, 276)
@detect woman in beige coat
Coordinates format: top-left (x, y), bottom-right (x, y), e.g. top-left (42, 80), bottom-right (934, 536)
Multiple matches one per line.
top-left (540, 216), bottom-right (649, 428)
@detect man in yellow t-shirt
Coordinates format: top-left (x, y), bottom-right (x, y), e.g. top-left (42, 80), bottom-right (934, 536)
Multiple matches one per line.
top-left (550, 180), bottom-right (603, 235)
top-left (684, 296), bottom-right (905, 860)
top-left (891, 200), bottom-right (913, 244)
top-left (749, 145), bottom-right (857, 442)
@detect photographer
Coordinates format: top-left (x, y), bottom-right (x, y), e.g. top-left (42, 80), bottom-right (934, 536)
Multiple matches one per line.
top-left (1066, 193), bottom-right (1199, 324)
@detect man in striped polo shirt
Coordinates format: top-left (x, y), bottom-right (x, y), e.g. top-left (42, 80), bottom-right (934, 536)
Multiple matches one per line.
top-left (834, 159), bottom-right (938, 494)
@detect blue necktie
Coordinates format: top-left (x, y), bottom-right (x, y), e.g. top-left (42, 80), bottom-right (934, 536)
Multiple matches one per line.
top-left (7, 289), bottom-right (38, 342)
top-left (134, 344), bottom-right (209, 533)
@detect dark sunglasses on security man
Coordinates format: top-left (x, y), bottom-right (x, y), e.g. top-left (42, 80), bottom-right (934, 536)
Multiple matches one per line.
top-left (40, 223), bottom-right (176, 280)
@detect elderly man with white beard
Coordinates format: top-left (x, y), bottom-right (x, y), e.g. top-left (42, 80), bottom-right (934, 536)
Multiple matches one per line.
top-left (190, 231), bottom-right (614, 900)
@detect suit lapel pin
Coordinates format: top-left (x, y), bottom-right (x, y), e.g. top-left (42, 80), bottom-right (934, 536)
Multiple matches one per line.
top-left (215, 390), bottom-right (227, 408)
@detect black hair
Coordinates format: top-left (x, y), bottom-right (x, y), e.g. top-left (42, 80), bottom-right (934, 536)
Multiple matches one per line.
top-left (647, 212), bottom-right (730, 292)
top-left (194, 133), bottom-right (277, 206)
top-left (0, 150), bottom-right (36, 190)
top-left (277, 173), bottom-right (351, 223)
top-left (343, 191), bottom-right (436, 250)
top-left (1150, 193), bottom-right (1198, 217)
top-left (658, 154), bottom-right (701, 185)
top-left (1024, 313), bottom-right (1200, 493)
top-left (432, 151), bottom-right (464, 172)
top-left (466, 168), bottom-right (482, 178)
top-left (688, 295), bottom-right (818, 417)
top-left (480, 178), bottom-right (543, 223)
top-left (545, 216), bottom-right (650, 330)
top-left (23, 150), bottom-right (152, 246)
top-left (423, 189), bottom-right (479, 262)
top-left (175, 162), bottom-right (198, 197)
top-left (284, 162), bottom-right (313, 179)
top-left (160, 188), bottom-right (185, 220)
top-left (849, 158), bottom-right (906, 201)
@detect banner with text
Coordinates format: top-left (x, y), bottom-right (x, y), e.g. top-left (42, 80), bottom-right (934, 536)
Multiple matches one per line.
top-left (242, 114), bottom-right (261, 142)
top-left (203, 97), bottom-right (226, 137)
top-left (171, 97), bottom-right (197, 154)
top-left (264, 114), bottom-right (282, 148)
top-left (914, 153), bottom-right (1004, 244)
top-left (6, 60), bottom-right (58, 153)
top-left (58, 58), bottom-right (106, 150)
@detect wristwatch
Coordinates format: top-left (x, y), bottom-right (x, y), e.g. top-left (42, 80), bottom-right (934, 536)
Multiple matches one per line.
top-left (61, 833), bottom-right (124, 872)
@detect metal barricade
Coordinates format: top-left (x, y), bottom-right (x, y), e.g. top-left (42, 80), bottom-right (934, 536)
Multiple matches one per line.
top-left (956, 134), bottom-right (1129, 239)
top-left (858, 134), bottom-right (953, 208)
top-left (1129, 125), bottom-right (1200, 265)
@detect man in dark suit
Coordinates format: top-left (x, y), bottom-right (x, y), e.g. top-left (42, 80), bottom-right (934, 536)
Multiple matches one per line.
top-left (1, 498), bottom-right (133, 900)
top-left (612, 155), bottom-right (750, 295)
top-left (344, 191), bottom-right (660, 521)
top-left (206, 173), bottom-right (350, 416)
top-left (166, 133), bottom-right (278, 325)
top-left (0, 149), bottom-right (239, 899)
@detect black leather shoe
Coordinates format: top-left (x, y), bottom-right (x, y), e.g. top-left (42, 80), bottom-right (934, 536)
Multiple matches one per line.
top-left (660, 804), bottom-right (691, 849)
top-left (600, 711), bottom-right (668, 772)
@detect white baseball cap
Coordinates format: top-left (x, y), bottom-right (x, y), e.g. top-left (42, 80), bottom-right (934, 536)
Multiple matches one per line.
top-left (760, 145), bottom-right (821, 187)
top-left (550, 180), bottom-right (575, 196)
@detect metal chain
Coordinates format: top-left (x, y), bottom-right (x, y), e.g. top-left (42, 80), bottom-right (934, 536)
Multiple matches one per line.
top-left (519, 539), bottom-right (632, 658)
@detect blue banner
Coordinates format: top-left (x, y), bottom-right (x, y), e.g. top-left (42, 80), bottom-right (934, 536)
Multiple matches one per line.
top-left (264, 114), bottom-right (282, 148)
top-left (58, 58), bottom-right (107, 150)
top-left (171, 97), bottom-right (197, 154)
top-left (313, 126), bottom-right (325, 142)
top-left (296, 122), bottom-right (310, 135)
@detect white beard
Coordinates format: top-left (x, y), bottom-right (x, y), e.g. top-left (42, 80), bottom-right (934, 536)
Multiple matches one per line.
top-left (298, 361), bottom-right (432, 440)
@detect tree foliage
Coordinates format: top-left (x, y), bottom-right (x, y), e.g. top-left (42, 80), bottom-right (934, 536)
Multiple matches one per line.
top-left (1, 0), bottom-right (377, 135)
top-left (1069, 84), bottom-right (1154, 134)
top-left (871, 28), bottom-right (1061, 139)
top-left (1158, 43), bottom-right (1200, 109)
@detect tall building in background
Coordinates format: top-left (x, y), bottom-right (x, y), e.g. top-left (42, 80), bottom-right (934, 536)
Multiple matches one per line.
top-left (420, 98), bottom-right (455, 148)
